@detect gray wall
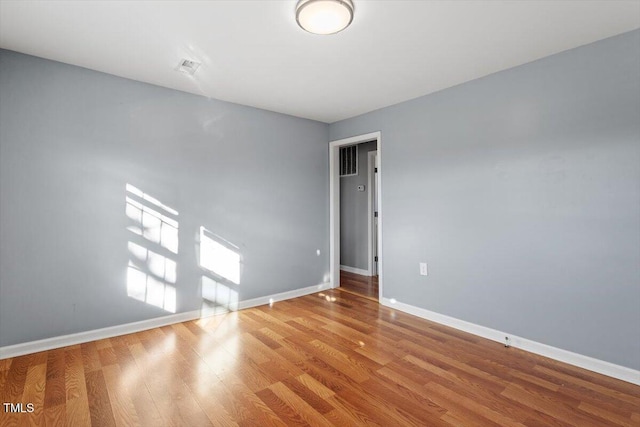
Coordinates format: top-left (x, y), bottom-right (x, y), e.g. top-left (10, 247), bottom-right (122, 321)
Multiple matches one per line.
top-left (340, 140), bottom-right (377, 270)
top-left (330, 30), bottom-right (640, 370)
top-left (0, 49), bottom-right (329, 347)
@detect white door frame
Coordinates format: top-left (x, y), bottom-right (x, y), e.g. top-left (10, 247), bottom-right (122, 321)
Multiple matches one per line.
top-left (329, 131), bottom-right (382, 300)
top-left (367, 150), bottom-right (378, 276)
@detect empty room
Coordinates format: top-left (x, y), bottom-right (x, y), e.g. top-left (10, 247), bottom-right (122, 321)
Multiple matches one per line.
top-left (1, 1), bottom-right (639, 426)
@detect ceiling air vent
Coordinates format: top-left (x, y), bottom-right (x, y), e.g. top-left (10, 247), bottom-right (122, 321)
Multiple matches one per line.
top-left (177, 59), bottom-right (201, 75)
top-left (339, 145), bottom-right (358, 177)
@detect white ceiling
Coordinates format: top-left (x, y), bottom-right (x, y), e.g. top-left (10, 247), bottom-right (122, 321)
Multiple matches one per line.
top-left (1, 1), bottom-right (639, 123)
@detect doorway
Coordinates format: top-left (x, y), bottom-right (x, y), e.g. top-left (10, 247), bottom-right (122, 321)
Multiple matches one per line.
top-left (329, 131), bottom-right (382, 301)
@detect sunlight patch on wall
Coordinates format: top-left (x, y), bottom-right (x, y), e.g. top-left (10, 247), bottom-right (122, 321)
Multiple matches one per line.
top-left (199, 226), bottom-right (241, 285)
top-left (126, 183), bottom-right (179, 216)
top-left (126, 184), bottom-right (179, 313)
top-left (200, 276), bottom-right (239, 316)
top-left (126, 194), bottom-right (179, 254)
top-left (198, 226), bottom-right (242, 317)
top-left (127, 242), bottom-right (177, 313)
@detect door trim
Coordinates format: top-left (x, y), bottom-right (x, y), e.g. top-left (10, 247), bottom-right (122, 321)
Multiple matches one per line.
top-left (329, 131), bottom-right (382, 300)
top-left (367, 150), bottom-right (378, 276)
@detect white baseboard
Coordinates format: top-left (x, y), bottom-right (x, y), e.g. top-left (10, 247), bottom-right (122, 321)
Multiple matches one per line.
top-left (340, 265), bottom-right (370, 276)
top-left (238, 282), bottom-right (331, 310)
top-left (0, 282), bottom-right (331, 360)
top-left (0, 310), bottom-right (201, 360)
top-left (380, 297), bottom-right (640, 386)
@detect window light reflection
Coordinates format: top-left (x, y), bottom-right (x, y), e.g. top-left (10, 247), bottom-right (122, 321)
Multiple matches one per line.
top-left (125, 184), bottom-right (179, 313)
top-left (199, 226), bottom-right (241, 285)
top-left (201, 276), bottom-right (239, 316)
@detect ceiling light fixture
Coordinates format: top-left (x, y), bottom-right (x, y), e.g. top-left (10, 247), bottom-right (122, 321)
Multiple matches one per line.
top-left (296, 0), bottom-right (354, 35)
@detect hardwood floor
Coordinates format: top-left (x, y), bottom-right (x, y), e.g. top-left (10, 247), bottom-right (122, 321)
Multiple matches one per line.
top-left (339, 271), bottom-right (379, 300)
top-left (1, 289), bottom-right (638, 426)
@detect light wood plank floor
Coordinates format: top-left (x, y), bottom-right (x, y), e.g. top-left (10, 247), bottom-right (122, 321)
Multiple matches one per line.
top-left (339, 271), bottom-right (379, 301)
top-left (1, 289), bottom-right (638, 426)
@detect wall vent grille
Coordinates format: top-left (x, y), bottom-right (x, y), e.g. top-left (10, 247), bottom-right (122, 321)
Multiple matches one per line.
top-left (339, 145), bottom-right (358, 177)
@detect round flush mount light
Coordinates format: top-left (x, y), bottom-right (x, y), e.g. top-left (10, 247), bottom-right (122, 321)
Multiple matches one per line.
top-left (296, 0), bottom-right (354, 35)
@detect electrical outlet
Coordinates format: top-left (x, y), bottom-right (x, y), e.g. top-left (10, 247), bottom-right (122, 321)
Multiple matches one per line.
top-left (419, 262), bottom-right (428, 276)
